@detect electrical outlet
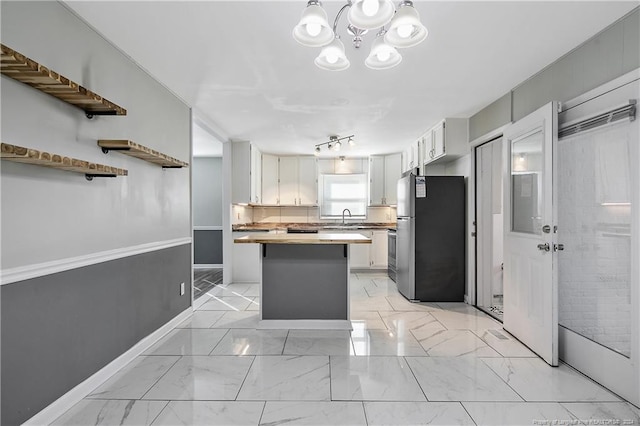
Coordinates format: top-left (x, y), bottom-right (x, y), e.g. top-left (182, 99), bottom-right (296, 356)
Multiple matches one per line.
top-left (180, 282), bottom-right (185, 296)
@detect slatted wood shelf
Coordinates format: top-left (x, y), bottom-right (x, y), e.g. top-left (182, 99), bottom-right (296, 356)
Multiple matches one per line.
top-left (97, 140), bottom-right (189, 168)
top-left (0, 43), bottom-right (126, 117)
top-left (1, 142), bottom-right (128, 181)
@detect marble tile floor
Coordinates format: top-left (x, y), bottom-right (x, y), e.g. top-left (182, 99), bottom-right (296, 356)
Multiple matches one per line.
top-left (193, 268), bottom-right (223, 299)
top-left (54, 272), bottom-right (639, 425)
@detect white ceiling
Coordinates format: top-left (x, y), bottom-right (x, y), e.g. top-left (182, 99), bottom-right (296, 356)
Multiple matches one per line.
top-left (64, 1), bottom-right (637, 157)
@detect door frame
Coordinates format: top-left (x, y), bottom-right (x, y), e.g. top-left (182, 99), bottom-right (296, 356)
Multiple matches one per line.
top-left (473, 135), bottom-right (505, 321)
top-left (469, 124), bottom-right (510, 307)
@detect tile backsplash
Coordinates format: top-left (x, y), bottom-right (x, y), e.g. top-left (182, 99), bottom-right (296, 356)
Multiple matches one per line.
top-left (234, 205), bottom-right (396, 224)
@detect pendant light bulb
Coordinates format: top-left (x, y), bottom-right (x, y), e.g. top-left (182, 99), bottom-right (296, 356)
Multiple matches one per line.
top-left (385, 1), bottom-right (427, 48)
top-left (315, 37), bottom-right (350, 71)
top-left (348, 0), bottom-right (395, 30)
top-left (293, 1), bottom-right (335, 47)
top-left (334, 141), bottom-right (342, 151)
top-left (306, 22), bottom-right (322, 37)
top-left (348, 137), bottom-right (355, 147)
top-left (314, 146), bottom-right (321, 156)
top-left (376, 50), bottom-right (391, 62)
top-left (362, 0), bottom-right (379, 17)
top-left (365, 35), bottom-right (402, 70)
top-left (397, 24), bottom-right (414, 38)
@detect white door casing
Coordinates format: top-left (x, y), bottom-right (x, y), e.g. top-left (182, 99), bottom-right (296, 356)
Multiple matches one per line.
top-left (503, 101), bottom-right (559, 366)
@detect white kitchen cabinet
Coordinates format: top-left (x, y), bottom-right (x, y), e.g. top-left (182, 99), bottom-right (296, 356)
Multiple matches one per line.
top-left (349, 230), bottom-right (371, 269)
top-left (319, 229), bottom-right (388, 269)
top-left (384, 153), bottom-right (402, 205)
top-left (370, 230), bottom-right (388, 269)
top-left (232, 232), bottom-right (261, 283)
top-left (369, 153), bottom-right (401, 205)
top-left (262, 154), bottom-right (279, 204)
top-left (232, 141), bottom-right (261, 204)
top-left (261, 155), bottom-right (318, 206)
top-left (423, 118), bottom-right (469, 166)
top-left (250, 145), bottom-right (262, 204)
top-left (278, 156), bottom-right (298, 205)
top-left (298, 156), bottom-right (318, 205)
top-left (369, 156), bottom-right (385, 205)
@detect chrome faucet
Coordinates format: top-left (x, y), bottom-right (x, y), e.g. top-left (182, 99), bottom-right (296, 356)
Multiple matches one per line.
top-left (342, 208), bottom-right (352, 225)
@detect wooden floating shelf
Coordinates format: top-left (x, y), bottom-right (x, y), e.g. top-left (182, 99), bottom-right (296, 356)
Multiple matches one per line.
top-left (1, 143), bottom-right (128, 181)
top-left (97, 140), bottom-right (189, 168)
top-left (0, 43), bottom-right (126, 117)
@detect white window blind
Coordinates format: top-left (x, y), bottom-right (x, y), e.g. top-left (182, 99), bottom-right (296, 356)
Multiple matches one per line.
top-left (319, 174), bottom-right (367, 218)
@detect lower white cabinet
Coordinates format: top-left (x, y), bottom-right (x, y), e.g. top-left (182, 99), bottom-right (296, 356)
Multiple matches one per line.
top-left (320, 229), bottom-right (388, 269)
top-left (370, 230), bottom-right (388, 269)
top-left (349, 230), bottom-right (371, 269)
top-left (232, 232), bottom-right (261, 283)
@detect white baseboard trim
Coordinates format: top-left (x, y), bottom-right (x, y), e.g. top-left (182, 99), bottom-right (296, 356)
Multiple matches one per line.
top-left (258, 319), bottom-right (352, 330)
top-left (23, 307), bottom-right (193, 426)
top-left (193, 264), bottom-right (223, 269)
top-left (1, 238), bottom-right (192, 286)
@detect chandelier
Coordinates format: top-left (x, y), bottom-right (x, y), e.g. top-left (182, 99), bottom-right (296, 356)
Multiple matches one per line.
top-left (314, 135), bottom-right (355, 155)
top-left (293, 0), bottom-right (428, 71)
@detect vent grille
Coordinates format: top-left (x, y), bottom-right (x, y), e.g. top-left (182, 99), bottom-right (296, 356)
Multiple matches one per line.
top-left (559, 100), bottom-right (636, 139)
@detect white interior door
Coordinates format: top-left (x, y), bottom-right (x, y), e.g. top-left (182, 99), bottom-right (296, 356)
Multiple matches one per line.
top-left (503, 101), bottom-right (558, 366)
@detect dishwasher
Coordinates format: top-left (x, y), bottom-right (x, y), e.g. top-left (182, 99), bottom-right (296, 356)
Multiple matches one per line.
top-left (387, 229), bottom-right (397, 282)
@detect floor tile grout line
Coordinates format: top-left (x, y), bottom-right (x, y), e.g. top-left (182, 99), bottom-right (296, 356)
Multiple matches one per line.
top-left (458, 401), bottom-right (479, 426)
top-left (360, 401), bottom-right (368, 425)
top-left (147, 399), bottom-right (171, 425)
top-left (256, 400), bottom-right (267, 426)
top-left (208, 328), bottom-right (232, 356)
top-left (234, 355), bottom-right (258, 401)
top-left (403, 355), bottom-right (430, 402)
top-left (138, 355), bottom-right (183, 401)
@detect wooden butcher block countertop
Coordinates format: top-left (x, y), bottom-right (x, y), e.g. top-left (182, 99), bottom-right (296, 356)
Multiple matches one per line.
top-left (234, 233), bottom-right (372, 244)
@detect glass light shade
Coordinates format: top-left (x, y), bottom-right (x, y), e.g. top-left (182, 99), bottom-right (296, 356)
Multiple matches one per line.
top-left (293, 3), bottom-right (335, 47)
top-left (384, 3), bottom-right (427, 48)
top-left (347, 0), bottom-right (395, 30)
top-left (365, 36), bottom-right (402, 70)
top-left (315, 38), bottom-right (350, 71)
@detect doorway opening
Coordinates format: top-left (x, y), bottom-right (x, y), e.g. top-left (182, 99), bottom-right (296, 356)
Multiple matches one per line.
top-left (474, 136), bottom-right (504, 321)
top-left (192, 119), bottom-right (224, 302)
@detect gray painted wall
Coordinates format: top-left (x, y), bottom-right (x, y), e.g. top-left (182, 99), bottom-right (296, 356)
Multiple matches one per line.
top-left (193, 157), bottom-right (223, 226)
top-left (194, 230), bottom-right (223, 264)
top-left (469, 7), bottom-right (639, 141)
top-left (0, 244), bottom-right (192, 426)
top-left (0, 2), bottom-right (192, 424)
top-left (193, 157), bottom-right (223, 264)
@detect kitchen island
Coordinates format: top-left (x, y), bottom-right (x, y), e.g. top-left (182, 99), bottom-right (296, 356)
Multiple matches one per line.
top-left (233, 233), bottom-right (371, 329)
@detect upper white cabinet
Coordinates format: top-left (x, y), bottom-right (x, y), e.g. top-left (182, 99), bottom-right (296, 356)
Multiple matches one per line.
top-left (261, 156), bottom-right (318, 206)
top-left (232, 141), bottom-right (261, 204)
top-left (251, 145), bottom-right (262, 204)
top-left (369, 153), bottom-right (402, 205)
top-left (298, 156), bottom-right (318, 205)
top-left (384, 154), bottom-right (402, 204)
top-left (278, 156), bottom-right (298, 205)
top-left (261, 154), bottom-right (279, 204)
top-left (423, 118), bottom-right (469, 166)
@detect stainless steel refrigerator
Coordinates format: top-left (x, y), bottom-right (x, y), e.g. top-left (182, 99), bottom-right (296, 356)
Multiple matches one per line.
top-left (396, 173), bottom-right (465, 301)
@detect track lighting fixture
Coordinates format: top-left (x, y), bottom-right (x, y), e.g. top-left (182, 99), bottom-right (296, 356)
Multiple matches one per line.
top-left (314, 135), bottom-right (355, 156)
top-left (293, 0), bottom-right (427, 71)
